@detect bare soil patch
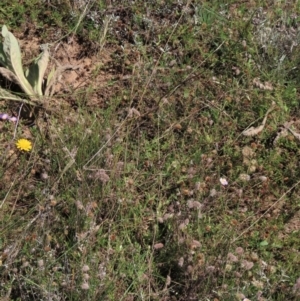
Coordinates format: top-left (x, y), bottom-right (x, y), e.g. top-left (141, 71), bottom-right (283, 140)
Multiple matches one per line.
top-left (15, 28), bottom-right (121, 109)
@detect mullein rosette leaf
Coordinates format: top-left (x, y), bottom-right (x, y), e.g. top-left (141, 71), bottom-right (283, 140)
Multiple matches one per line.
top-left (0, 25), bottom-right (51, 105)
top-left (1, 25), bottom-right (35, 97)
top-left (25, 45), bottom-right (50, 96)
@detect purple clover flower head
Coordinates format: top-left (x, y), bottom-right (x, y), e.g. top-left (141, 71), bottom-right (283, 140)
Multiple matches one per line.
top-left (0, 113), bottom-right (18, 122)
top-left (10, 116), bottom-right (18, 122)
top-left (0, 113), bottom-right (9, 120)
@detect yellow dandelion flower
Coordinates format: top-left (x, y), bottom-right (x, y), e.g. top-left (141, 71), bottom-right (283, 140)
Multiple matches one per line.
top-left (16, 139), bottom-right (32, 152)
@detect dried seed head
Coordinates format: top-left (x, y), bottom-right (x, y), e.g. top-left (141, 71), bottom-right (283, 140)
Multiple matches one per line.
top-left (154, 243), bottom-right (164, 250)
top-left (209, 188), bottom-right (217, 197)
top-left (162, 98), bottom-right (170, 105)
top-left (187, 167), bottom-right (196, 178)
top-left (239, 173), bottom-right (251, 182)
top-left (187, 199), bottom-right (195, 209)
top-left (250, 252), bottom-right (259, 262)
top-left (252, 279), bottom-right (264, 289)
top-left (95, 169), bottom-right (110, 183)
top-left (165, 275), bottom-right (171, 287)
top-left (81, 282), bottom-right (89, 290)
top-left (75, 200), bottom-right (84, 210)
top-left (192, 201), bottom-right (202, 209)
top-left (85, 128), bottom-right (92, 135)
top-left (21, 261), bottom-right (30, 268)
top-left (190, 240), bottom-right (201, 250)
top-left (179, 219), bottom-right (189, 230)
top-left (194, 182), bottom-right (201, 191)
top-left (187, 265), bottom-right (193, 274)
top-left (259, 176), bottom-right (268, 182)
top-left (116, 161), bottom-right (124, 171)
top-left (37, 259), bottom-right (44, 267)
top-left (178, 257), bottom-right (184, 267)
top-left (268, 265), bottom-right (276, 274)
top-left (293, 277), bottom-right (300, 293)
top-left (163, 213), bottom-right (173, 221)
top-left (235, 247), bottom-right (244, 255)
top-left (253, 77), bottom-right (273, 91)
top-left (206, 265), bottom-right (216, 273)
top-left (236, 293), bottom-right (245, 300)
top-left (227, 252), bottom-right (238, 263)
top-left (41, 172), bottom-right (49, 180)
top-left (82, 265), bottom-right (90, 272)
top-left (157, 217), bottom-right (164, 223)
top-left (128, 107), bottom-right (141, 118)
top-left (241, 260), bottom-right (254, 270)
top-left (242, 146), bottom-right (255, 158)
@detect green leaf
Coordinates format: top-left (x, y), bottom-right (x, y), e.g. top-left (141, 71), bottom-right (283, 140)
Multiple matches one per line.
top-left (1, 25), bottom-right (35, 97)
top-left (259, 240), bottom-right (268, 246)
top-left (25, 48), bottom-right (49, 96)
top-left (25, 60), bottom-right (39, 93)
top-left (44, 65), bottom-right (56, 96)
top-left (36, 47), bottom-right (49, 95)
top-left (0, 86), bottom-right (35, 105)
top-left (0, 42), bottom-right (7, 67)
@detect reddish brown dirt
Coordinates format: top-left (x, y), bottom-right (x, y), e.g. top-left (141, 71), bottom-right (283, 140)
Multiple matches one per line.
top-left (15, 30), bottom-right (120, 109)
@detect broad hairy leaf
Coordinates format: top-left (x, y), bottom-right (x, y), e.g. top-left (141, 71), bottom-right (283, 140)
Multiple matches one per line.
top-left (0, 66), bottom-right (20, 84)
top-left (0, 86), bottom-right (35, 105)
top-left (25, 60), bottom-right (39, 94)
top-left (1, 25), bottom-right (35, 97)
top-left (45, 65), bottom-right (56, 97)
top-left (0, 25), bottom-right (72, 106)
top-left (25, 47), bottom-right (49, 96)
top-left (37, 46), bottom-right (49, 96)
top-left (0, 42), bottom-right (7, 67)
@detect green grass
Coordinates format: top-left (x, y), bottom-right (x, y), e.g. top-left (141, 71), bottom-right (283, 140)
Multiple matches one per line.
top-left (1, 1), bottom-right (300, 300)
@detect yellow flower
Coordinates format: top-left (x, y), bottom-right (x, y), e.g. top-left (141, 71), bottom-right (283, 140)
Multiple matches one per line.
top-left (16, 138), bottom-right (32, 152)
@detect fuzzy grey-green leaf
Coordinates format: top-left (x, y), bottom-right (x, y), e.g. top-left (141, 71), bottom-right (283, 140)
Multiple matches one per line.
top-left (25, 60), bottom-right (39, 94)
top-left (1, 25), bottom-right (8, 37)
top-left (0, 86), bottom-right (35, 105)
top-left (37, 47), bottom-right (49, 95)
top-left (25, 48), bottom-right (49, 96)
top-left (1, 25), bottom-right (35, 97)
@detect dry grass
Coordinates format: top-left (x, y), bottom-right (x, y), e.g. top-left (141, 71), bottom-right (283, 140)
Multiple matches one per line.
top-left (0, 1), bottom-right (300, 300)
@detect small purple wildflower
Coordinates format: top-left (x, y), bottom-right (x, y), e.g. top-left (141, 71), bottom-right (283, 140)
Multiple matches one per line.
top-left (0, 113), bottom-right (18, 122)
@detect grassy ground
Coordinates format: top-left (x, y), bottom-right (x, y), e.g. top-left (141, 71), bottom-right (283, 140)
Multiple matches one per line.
top-left (0, 1), bottom-right (300, 300)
